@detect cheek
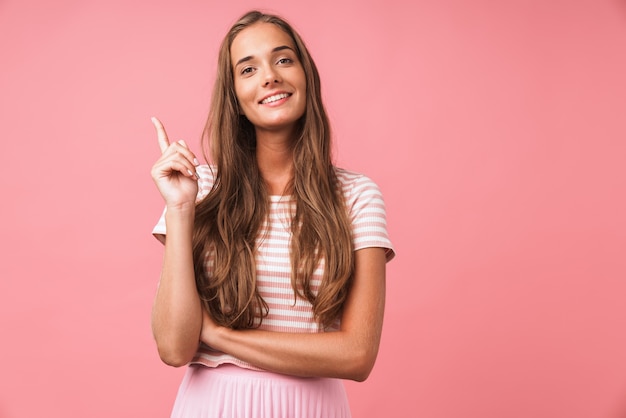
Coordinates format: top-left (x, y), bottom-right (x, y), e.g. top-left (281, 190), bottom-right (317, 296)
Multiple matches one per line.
top-left (234, 80), bottom-right (252, 108)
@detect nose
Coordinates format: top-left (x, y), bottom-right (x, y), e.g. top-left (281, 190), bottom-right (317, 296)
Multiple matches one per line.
top-left (262, 65), bottom-right (281, 86)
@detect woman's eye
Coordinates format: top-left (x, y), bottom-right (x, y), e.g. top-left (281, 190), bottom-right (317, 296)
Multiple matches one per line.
top-left (277, 58), bottom-right (293, 65)
top-left (241, 67), bottom-right (254, 75)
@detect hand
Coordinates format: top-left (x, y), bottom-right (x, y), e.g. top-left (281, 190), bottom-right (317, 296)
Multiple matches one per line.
top-left (200, 307), bottom-right (223, 350)
top-left (150, 117), bottom-right (200, 209)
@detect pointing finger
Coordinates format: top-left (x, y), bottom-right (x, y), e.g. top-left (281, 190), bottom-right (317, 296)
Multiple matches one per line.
top-left (151, 116), bottom-right (170, 153)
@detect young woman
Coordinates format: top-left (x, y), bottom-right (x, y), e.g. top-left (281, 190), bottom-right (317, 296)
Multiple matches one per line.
top-left (150, 10), bottom-right (395, 418)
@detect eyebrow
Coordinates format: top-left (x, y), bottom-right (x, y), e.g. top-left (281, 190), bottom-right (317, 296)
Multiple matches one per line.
top-left (235, 45), bottom-right (295, 67)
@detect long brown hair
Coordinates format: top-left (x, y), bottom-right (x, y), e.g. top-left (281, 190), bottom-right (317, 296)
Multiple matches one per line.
top-left (193, 10), bottom-right (354, 330)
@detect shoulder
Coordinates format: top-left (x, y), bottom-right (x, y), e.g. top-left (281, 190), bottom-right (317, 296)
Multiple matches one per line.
top-left (197, 164), bottom-right (217, 181)
top-left (334, 166), bottom-right (365, 184)
top-left (196, 164), bottom-right (217, 202)
top-left (334, 166), bottom-right (384, 204)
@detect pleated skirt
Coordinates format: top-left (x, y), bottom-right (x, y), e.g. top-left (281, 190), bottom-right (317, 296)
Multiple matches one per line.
top-left (170, 364), bottom-right (352, 418)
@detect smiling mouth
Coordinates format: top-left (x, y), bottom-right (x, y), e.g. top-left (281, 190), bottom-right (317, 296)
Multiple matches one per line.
top-left (260, 93), bottom-right (291, 104)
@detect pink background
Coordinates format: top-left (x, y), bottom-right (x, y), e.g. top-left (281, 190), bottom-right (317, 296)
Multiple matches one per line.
top-left (1, 0), bottom-right (625, 417)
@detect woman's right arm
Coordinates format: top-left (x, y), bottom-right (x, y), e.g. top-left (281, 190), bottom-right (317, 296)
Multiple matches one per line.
top-left (149, 117), bottom-right (202, 367)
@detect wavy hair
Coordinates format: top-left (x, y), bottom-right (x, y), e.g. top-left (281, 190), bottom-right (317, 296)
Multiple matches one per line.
top-left (192, 10), bottom-right (354, 330)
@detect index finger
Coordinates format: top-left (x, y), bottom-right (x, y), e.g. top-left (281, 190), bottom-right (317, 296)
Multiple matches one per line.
top-left (151, 116), bottom-right (170, 153)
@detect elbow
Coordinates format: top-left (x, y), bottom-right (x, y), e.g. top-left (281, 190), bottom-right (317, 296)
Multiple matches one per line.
top-left (345, 348), bottom-right (378, 382)
top-left (159, 353), bottom-right (190, 368)
top-left (151, 321), bottom-right (200, 368)
top-left (155, 341), bottom-right (195, 368)
top-left (349, 363), bottom-right (375, 382)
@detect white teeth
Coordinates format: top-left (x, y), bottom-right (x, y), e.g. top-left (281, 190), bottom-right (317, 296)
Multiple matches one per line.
top-left (261, 93), bottom-right (290, 104)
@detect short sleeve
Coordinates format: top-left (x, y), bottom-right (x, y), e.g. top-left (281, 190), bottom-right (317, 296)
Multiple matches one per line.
top-left (151, 165), bottom-right (216, 244)
top-left (151, 207), bottom-right (167, 244)
top-left (339, 169), bottom-right (396, 262)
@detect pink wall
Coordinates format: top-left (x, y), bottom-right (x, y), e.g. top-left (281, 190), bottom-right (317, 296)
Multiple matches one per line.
top-left (1, 0), bottom-right (625, 417)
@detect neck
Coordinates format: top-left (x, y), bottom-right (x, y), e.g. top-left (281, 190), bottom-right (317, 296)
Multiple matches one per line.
top-left (255, 129), bottom-right (295, 195)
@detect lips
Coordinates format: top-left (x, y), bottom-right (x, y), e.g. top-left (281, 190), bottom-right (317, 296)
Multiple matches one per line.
top-left (259, 92), bottom-right (291, 104)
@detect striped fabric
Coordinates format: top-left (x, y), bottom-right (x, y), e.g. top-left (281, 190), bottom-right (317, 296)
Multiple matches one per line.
top-left (152, 165), bottom-right (395, 370)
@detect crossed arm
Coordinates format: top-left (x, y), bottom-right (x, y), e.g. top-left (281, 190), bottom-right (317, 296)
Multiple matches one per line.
top-left (151, 206), bottom-right (387, 382)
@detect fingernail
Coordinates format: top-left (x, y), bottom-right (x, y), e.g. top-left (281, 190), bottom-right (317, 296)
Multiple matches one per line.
top-left (193, 158), bottom-right (199, 166)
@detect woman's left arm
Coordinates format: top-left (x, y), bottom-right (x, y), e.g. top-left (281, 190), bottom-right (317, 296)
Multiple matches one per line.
top-left (201, 247), bottom-right (387, 382)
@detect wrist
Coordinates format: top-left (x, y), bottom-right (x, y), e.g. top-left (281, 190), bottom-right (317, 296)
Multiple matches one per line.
top-left (164, 205), bottom-right (195, 236)
top-left (206, 323), bottom-right (221, 348)
top-left (208, 324), bottom-right (232, 352)
top-left (166, 201), bottom-right (196, 214)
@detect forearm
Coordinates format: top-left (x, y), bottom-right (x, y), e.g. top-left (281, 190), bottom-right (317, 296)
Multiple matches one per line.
top-left (203, 247), bottom-right (387, 381)
top-left (152, 206), bottom-right (202, 367)
top-left (210, 326), bottom-right (381, 381)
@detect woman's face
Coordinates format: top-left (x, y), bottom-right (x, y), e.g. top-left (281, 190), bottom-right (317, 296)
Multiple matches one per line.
top-left (230, 22), bottom-right (307, 137)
